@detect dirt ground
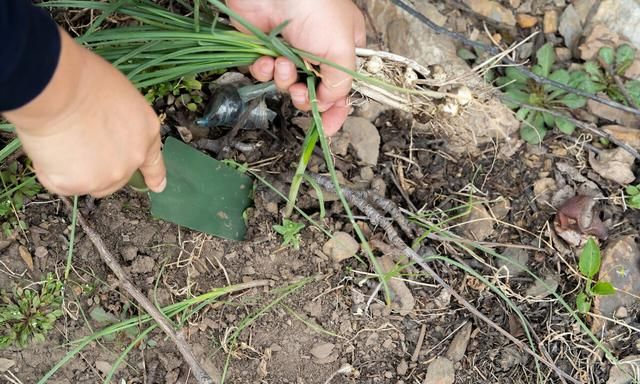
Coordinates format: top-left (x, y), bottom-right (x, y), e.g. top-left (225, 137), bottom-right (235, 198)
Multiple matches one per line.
top-left (2, 1), bottom-right (640, 384)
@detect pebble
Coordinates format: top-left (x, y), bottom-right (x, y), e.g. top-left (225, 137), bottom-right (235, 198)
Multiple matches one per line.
top-left (121, 245), bottom-right (138, 262)
top-left (342, 117), bottom-right (381, 166)
top-left (397, 360), bottom-right (409, 376)
top-left (322, 232), bottom-right (359, 263)
top-left (0, 358), bottom-right (16, 373)
top-left (310, 343), bottom-right (334, 360)
top-left (95, 361), bottom-right (113, 375)
top-left (423, 357), bottom-right (455, 384)
top-left (34, 246), bottom-right (48, 258)
top-left (607, 355), bottom-right (640, 384)
top-left (463, 0), bottom-right (516, 26)
top-left (445, 322), bottom-right (473, 362)
top-left (555, 47), bottom-right (572, 61)
top-left (615, 306), bottom-right (629, 318)
top-left (497, 248), bottom-right (530, 276)
top-left (516, 14), bottom-right (538, 28)
top-left (543, 10), bottom-right (559, 33)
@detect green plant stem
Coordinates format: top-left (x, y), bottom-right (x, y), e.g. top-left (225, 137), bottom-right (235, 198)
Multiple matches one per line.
top-left (284, 125), bottom-right (319, 218)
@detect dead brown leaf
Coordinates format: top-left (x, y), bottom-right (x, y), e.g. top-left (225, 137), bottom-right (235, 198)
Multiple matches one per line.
top-left (18, 245), bottom-right (33, 271)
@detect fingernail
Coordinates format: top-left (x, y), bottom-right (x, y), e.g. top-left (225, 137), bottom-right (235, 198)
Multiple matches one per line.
top-left (155, 177), bottom-right (167, 193)
top-left (276, 60), bottom-right (292, 81)
top-left (291, 91), bottom-right (307, 106)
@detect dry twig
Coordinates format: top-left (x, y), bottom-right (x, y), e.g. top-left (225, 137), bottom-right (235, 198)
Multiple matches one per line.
top-left (60, 197), bottom-right (218, 384)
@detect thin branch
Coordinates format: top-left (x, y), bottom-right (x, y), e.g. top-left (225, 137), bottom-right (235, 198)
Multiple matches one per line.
top-left (506, 100), bottom-right (640, 161)
top-left (309, 174), bottom-right (581, 384)
top-left (389, 0), bottom-right (640, 117)
top-left (60, 197), bottom-right (218, 384)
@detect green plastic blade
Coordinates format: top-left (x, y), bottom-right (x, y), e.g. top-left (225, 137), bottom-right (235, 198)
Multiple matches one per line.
top-left (150, 137), bottom-right (253, 240)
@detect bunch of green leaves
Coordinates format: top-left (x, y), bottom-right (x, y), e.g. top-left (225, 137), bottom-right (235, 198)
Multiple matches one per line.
top-left (0, 273), bottom-right (64, 348)
top-left (497, 43), bottom-right (587, 144)
top-left (0, 160), bottom-right (41, 237)
top-left (580, 44), bottom-right (640, 106)
top-left (144, 74), bottom-right (204, 112)
top-left (626, 184), bottom-right (640, 209)
top-left (576, 238), bottom-right (616, 314)
top-left (273, 218), bottom-right (305, 250)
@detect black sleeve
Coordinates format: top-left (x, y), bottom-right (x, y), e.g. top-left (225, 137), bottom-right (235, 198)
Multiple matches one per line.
top-left (0, 1), bottom-right (61, 111)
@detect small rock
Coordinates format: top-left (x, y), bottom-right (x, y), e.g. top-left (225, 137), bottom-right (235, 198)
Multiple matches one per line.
top-left (517, 42), bottom-right (535, 59)
top-left (497, 248), bottom-right (530, 276)
top-left (615, 306), bottom-right (629, 318)
top-left (371, 178), bottom-right (387, 197)
top-left (559, 4), bottom-right (583, 50)
top-left (0, 240), bottom-right (11, 253)
top-left (458, 204), bottom-right (495, 241)
top-left (365, 332), bottom-right (380, 347)
top-left (95, 361), bottom-right (113, 375)
top-left (310, 343), bottom-right (334, 360)
top-left (354, 100), bottom-right (390, 122)
top-left (303, 301), bottom-right (323, 318)
top-left (509, 0), bottom-right (522, 9)
top-left (423, 357), bottom-right (455, 384)
top-left (34, 246), bottom-right (48, 258)
top-left (264, 201), bottom-right (279, 215)
top-left (415, 2), bottom-right (448, 27)
top-left (397, 359), bottom-right (409, 376)
top-left (607, 354), bottom-right (640, 384)
top-left (593, 236), bottom-right (640, 332)
top-left (533, 177), bottom-right (557, 208)
top-left (379, 255), bottom-right (416, 315)
top-left (498, 346), bottom-right (528, 371)
top-left (434, 289), bottom-right (452, 309)
top-left (360, 167), bottom-right (375, 182)
top-left (0, 358), bottom-right (16, 373)
top-left (516, 14), bottom-right (538, 28)
top-left (342, 117), bottom-right (381, 166)
top-left (526, 276), bottom-right (559, 298)
top-left (130, 256), bottom-right (155, 274)
top-left (323, 232), bottom-right (359, 263)
top-left (445, 322), bottom-right (473, 362)
top-left (555, 47), bottom-right (573, 61)
top-left (543, 10), bottom-right (558, 33)
top-left (463, 0), bottom-right (516, 26)
top-left (330, 130), bottom-right (352, 157)
top-left (121, 246), bottom-right (138, 262)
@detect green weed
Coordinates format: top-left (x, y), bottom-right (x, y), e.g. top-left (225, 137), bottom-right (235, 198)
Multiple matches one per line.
top-left (273, 218), bottom-right (305, 250)
top-left (581, 44), bottom-right (640, 106)
top-left (144, 74), bottom-right (205, 112)
top-left (0, 160), bottom-right (41, 237)
top-left (0, 273), bottom-right (64, 348)
top-left (576, 238), bottom-right (616, 314)
top-left (626, 184), bottom-right (640, 209)
top-left (497, 43), bottom-right (587, 144)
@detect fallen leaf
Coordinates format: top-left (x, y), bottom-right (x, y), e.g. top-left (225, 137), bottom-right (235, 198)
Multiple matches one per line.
top-left (554, 195), bottom-right (608, 244)
top-left (602, 125), bottom-right (640, 150)
top-left (18, 245), bottom-right (33, 271)
top-left (589, 148), bottom-right (636, 185)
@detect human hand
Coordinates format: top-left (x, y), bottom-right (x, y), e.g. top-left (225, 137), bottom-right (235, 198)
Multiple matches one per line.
top-left (3, 28), bottom-right (166, 198)
top-left (227, 0), bottom-right (365, 135)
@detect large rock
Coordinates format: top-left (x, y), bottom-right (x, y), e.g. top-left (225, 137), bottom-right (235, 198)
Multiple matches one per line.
top-left (591, 0), bottom-right (640, 50)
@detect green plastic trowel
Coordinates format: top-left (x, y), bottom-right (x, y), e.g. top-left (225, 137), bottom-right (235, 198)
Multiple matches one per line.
top-left (130, 137), bottom-right (253, 241)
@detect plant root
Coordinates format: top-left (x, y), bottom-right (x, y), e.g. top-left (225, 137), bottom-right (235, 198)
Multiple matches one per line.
top-left (60, 197), bottom-right (218, 384)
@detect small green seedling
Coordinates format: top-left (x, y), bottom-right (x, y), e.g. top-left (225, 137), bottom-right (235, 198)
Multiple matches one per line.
top-left (144, 75), bottom-right (204, 112)
top-left (0, 273), bottom-right (64, 348)
top-left (497, 43), bottom-right (587, 144)
top-left (273, 219), bottom-right (305, 250)
top-left (0, 160), bottom-right (41, 237)
top-left (576, 238), bottom-right (616, 314)
top-left (581, 44), bottom-right (640, 106)
top-left (626, 184), bottom-right (640, 209)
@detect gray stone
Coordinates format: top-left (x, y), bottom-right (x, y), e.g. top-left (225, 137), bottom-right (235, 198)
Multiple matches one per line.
top-left (342, 117), bottom-right (381, 166)
top-left (592, 0), bottom-right (640, 50)
top-left (423, 357), bottom-right (455, 384)
top-left (593, 236), bottom-right (640, 332)
top-left (462, 0), bottom-right (516, 26)
top-left (397, 359), bottom-right (409, 376)
top-left (526, 276), bottom-right (559, 298)
top-left (559, 5), bottom-right (582, 50)
top-left (310, 343), bottom-right (335, 359)
top-left (323, 232), bottom-right (360, 263)
top-left (497, 248), bottom-right (530, 276)
top-left (445, 322), bottom-right (473, 362)
top-left (607, 355), bottom-right (640, 384)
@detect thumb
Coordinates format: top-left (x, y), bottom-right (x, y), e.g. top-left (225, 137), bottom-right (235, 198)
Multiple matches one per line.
top-left (139, 135), bottom-right (167, 193)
